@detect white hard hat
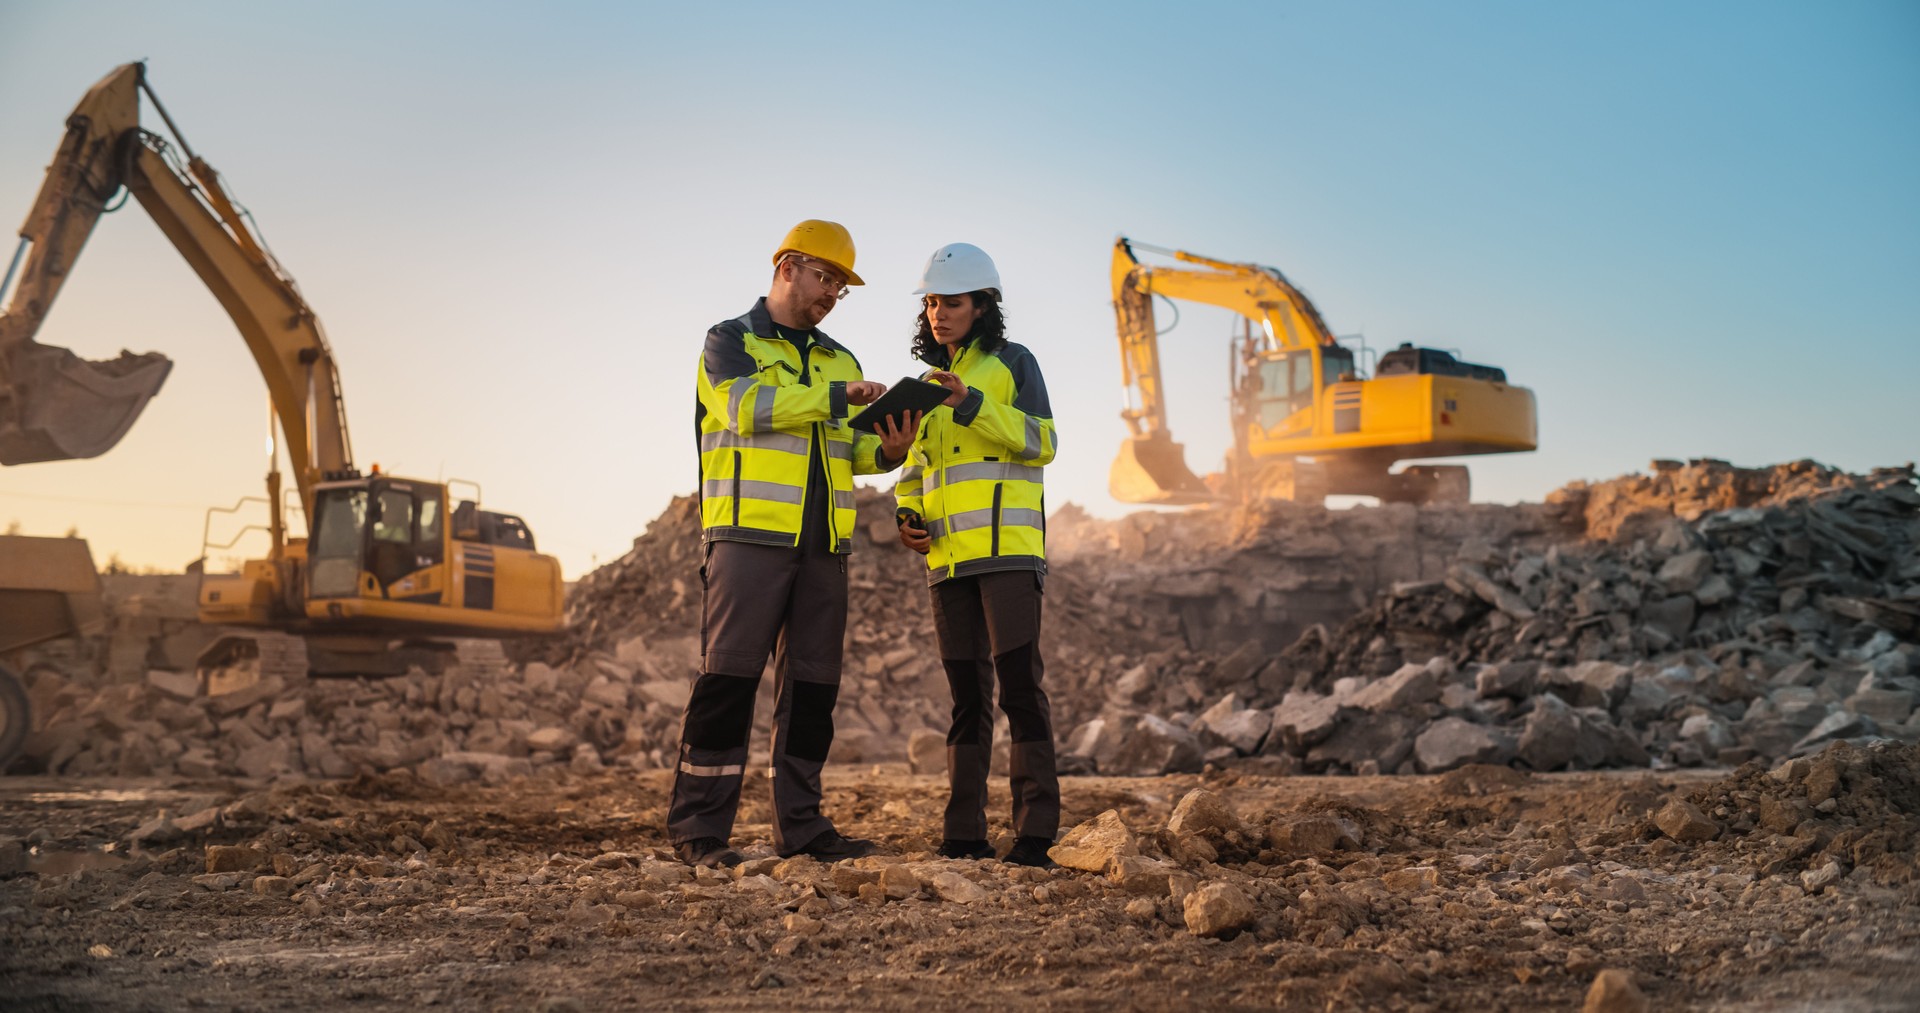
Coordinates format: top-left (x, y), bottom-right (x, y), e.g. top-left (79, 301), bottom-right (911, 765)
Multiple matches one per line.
top-left (913, 242), bottom-right (1002, 299)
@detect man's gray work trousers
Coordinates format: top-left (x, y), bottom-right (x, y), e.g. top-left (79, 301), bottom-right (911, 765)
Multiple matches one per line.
top-left (667, 539), bottom-right (845, 856)
top-left (931, 569), bottom-right (1060, 842)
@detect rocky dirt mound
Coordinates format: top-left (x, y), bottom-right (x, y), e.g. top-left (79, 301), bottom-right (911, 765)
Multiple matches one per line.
top-left (1545, 458), bottom-right (1907, 539)
top-left (1640, 740), bottom-right (1920, 889)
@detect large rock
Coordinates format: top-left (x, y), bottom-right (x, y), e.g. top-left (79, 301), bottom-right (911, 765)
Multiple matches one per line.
top-left (1582, 969), bottom-right (1650, 1013)
top-left (1558, 661), bottom-right (1632, 710)
top-left (1653, 798), bottom-right (1719, 842)
top-left (1182, 881), bottom-right (1257, 938)
top-left (1105, 715), bottom-right (1203, 775)
top-left (1413, 718), bottom-right (1511, 773)
top-left (1516, 695), bottom-right (1612, 771)
top-left (1166, 788), bottom-right (1247, 841)
top-left (1637, 596), bottom-right (1697, 644)
top-left (1199, 706), bottom-right (1271, 755)
top-left (1048, 810), bottom-right (1140, 873)
top-left (907, 729), bottom-right (946, 775)
top-left (1271, 692), bottom-right (1341, 753)
top-left (1656, 550), bottom-right (1715, 594)
top-left (1306, 711), bottom-right (1420, 773)
top-left (1347, 662), bottom-right (1441, 713)
top-left (1475, 661), bottom-right (1537, 700)
top-left (1267, 815), bottom-right (1363, 857)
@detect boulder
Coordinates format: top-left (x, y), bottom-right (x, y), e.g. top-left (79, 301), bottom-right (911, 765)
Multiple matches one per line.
top-left (1048, 810), bottom-right (1140, 873)
top-left (1347, 662), bottom-right (1441, 713)
top-left (1271, 692), bottom-right (1341, 753)
top-left (1105, 715), bottom-right (1203, 776)
top-left (1166, 788), bottom-right (1247, 841)
top-left (1413, 718), bottom-right (1511, 773)
top-left (1182, 881), bottom-right (1257, 938)
top-left (1652, 798), bottom-right (1718, 843)
top-left (1306, 711), bottom-right (1420, 773)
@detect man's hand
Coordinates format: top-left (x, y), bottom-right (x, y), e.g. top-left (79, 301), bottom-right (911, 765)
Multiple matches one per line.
top-left (845, 380), bottom-right (886, 406)
top-left (875, 411), bottom-right (922, 465)
top-left (898, 512), bottom-right (931, 555)
top-left (925, 370), bottom-right (967, 408)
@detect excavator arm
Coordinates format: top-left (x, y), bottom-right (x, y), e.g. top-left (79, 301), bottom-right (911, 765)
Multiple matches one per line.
top-left (0, 63), bottom-right (352, 523)
top-left (1109, 236), bottom-right (1345, 504)
top-left (0, 65), bottom-right (171, 464)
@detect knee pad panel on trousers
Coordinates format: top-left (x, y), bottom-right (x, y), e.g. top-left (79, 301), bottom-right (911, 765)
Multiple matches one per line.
top-left (682, 673), bottom-right (759, 750)
top-left (994, 643), bottom-right (1053, 744)
top-left (783, 680), bottom-right (840, 762)
top-left (943, 659), bottom-right (992, 746)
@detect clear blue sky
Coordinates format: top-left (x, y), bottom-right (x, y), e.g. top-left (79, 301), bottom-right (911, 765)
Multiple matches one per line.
top-left (2, 0), bottom-right (1915, 576)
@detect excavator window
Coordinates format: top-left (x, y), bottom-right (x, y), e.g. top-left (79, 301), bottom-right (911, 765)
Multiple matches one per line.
top-left (309, 488), bottom-right (368, 599)
top-left (1322, 347), bottom-right (1356, 387)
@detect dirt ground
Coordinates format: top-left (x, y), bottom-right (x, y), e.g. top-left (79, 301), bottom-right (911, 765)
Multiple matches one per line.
top-left (4, 762), bottom-right (1918, 1012)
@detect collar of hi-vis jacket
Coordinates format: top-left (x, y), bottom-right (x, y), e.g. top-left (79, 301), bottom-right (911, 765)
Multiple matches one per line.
top-left (918, 335), bottom-right (980, 370)
top-left (747, 297), bottom-right (852, 358)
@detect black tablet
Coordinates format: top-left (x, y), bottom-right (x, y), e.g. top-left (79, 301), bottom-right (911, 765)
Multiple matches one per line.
top-left (849, 377), bottom-right (952, 433)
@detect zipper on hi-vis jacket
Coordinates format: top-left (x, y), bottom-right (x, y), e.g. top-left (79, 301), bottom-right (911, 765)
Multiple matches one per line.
top-left (990, 483), bottom-right (1003, 556)
top-left (731, 451), bottom-right (742, 527)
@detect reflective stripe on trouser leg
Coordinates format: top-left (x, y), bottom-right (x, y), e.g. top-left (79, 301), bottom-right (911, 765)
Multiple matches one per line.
top-left (768, 541), bottom-right (847, 855)
top-left (667, 672), bottom-right (759, 845)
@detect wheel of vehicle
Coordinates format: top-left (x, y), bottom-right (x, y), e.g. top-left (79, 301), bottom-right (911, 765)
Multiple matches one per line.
top-left (0, 664), bottom-right (31, 773)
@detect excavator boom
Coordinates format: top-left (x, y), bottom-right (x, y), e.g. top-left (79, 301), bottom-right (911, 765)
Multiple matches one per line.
top-left (0, 64), bottom-right (172, 464)
top-left (0, 63), bottom-right (352, 517)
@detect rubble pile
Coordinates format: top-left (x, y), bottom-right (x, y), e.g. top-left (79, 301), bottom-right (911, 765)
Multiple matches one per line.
top-left (10, 459), bottom-right (1916, 787)
top-left (1060, 462), bottom-right (1920, 776)
top-left (1546, 458), bottom-right (1900, 540)
top-left (1649, 740), bottom-right (1920, 888)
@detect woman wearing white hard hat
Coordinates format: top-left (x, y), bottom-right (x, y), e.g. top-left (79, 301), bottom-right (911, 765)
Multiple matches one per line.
top-left (894, 243), bottom-right (1062, 867)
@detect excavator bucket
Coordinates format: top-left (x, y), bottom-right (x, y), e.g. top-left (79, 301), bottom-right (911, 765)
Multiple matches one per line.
top-left (0, 343), bottom-right (172, 464)
top-left (1110, 434), bottom-right (1216, 505)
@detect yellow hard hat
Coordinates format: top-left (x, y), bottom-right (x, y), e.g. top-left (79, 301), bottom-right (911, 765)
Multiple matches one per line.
top-left (773, 219), bottom-right (864, 286)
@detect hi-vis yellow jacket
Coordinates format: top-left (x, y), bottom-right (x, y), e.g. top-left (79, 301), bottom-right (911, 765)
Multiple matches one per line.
top-left (896, 337), bottom-right (1057, 583)
top-left (695, 299), bottom-right (890, 553)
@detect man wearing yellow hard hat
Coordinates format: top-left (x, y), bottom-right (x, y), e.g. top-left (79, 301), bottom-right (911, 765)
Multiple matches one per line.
top-left (670, 220), bottom-right (920, 868)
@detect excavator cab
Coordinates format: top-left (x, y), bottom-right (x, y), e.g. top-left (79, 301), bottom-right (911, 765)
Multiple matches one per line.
top-left (308, 477), bottom-right (445, 601)
top-left (299, 474), bottom-right (560, 635)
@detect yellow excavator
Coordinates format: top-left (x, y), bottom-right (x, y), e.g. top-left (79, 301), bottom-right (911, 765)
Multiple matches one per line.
top-left (1110, 237), bottom-right (1537, 506)
top-left (0, 63), bottom-right (562, 674)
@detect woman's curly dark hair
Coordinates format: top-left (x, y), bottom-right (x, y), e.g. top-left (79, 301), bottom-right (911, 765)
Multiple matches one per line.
top-left (911, 291), bottom-right (1007, 365)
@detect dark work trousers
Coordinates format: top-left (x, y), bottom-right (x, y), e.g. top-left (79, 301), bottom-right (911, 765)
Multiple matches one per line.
top-left (667, 538), bottom-right (846, 855)
top-left (931, 569), bottom-right (1060, 842)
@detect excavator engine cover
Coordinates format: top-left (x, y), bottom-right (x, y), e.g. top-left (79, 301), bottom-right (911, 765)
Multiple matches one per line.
top-left (0, 343), bottom-right (172, 464)
top-left (1110, 434), bottom-right (1214, 505)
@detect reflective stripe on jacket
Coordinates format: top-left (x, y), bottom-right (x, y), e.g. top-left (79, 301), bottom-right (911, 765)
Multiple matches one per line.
top-left (895, 338), bottom-right (1056, 583)
top-left (695, 298), bottom-right (889, 553)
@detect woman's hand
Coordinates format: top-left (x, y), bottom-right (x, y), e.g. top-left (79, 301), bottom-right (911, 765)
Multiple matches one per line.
top-left (926, 370), bottom-right (967, 408)
top-left (898, 512), bottom-right (931, 554)
top-left (875, 411), bottom-right (922, 466)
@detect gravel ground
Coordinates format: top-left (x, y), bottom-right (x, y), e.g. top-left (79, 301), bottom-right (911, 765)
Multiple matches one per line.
top-left (3, 755), bottom-right (1918, 1012)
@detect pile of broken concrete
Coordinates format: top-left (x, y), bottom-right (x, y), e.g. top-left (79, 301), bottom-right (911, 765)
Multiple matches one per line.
top-left (10, 458), bottom-right (1916, 788)
top-left (1059, 460), bottom-right (1920, 777)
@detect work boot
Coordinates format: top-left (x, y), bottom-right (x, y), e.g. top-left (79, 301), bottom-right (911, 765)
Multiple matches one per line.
top-left (1002, 836), bottom-right (1057, 869)
top-left (676, 837), bottom-right (744, 869)
top-left (937, 838), bottom-right (994, 860)
top-left (788, 829), bottom-right (876, 862)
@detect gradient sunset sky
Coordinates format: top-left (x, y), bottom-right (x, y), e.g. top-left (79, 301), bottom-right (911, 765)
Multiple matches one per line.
top-left (2, 1), bottom-right (1915, 577)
